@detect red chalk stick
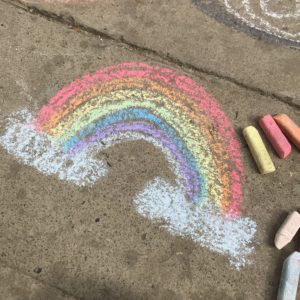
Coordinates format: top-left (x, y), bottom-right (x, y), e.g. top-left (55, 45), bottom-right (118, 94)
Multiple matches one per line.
top-left (274, 114), bottom-right (300, 151)
top-left (259, 114), bottom-right (291, 159)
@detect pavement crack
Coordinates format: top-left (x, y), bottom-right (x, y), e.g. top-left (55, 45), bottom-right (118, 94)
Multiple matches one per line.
top-left (2, 0), bottom-right (300, 110)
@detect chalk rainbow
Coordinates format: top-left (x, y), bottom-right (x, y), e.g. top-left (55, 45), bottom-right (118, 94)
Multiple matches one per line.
top-left (34, 62), bottom-right (243, 216)
top-left (0, 62), bottom-right (256, 267)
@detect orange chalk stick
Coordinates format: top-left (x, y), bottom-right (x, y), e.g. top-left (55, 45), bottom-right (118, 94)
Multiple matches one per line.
top-left (273, 114), bottom-right (300, 150)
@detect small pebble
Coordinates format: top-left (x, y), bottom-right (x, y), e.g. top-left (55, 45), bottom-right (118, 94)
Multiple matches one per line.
top-left (33, 267), bottom-right (42, 274)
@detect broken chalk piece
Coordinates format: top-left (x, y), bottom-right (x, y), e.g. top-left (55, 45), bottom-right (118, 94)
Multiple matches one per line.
top-left (259, 115), bottom-right (291, 159)
top-left (277, 251), bottom-right (300, 300)
top-left (275, 211), bottom-right (300, 250)
top-left (273, 114), bottom-right (300, 150)
top-left (243, 126), bottom-right (275, 174)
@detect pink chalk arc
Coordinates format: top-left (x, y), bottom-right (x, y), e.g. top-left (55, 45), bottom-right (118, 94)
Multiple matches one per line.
top-left (33, 62), bottom-right (245, 217)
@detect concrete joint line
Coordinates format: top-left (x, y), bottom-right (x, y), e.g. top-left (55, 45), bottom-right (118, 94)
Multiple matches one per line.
top-left (2, 0), bottom-right (300, 111)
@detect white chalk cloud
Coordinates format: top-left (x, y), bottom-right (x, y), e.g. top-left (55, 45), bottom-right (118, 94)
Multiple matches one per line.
top-left (0, 109), bottom-right (256, 269)
top-left (134, 177), bottom-right (256, 269)
top-left (0, 110), bottom-right (107, 186)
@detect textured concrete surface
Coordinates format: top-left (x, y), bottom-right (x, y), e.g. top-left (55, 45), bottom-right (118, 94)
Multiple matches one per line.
top-left (0, 1), bottom-right (300, 300)
top-left (0, 264), bottom-right (76, 300)
top-left (8, 0), bottom-right (300, 107)
top-left (193, 0), bottom-right (300, 47)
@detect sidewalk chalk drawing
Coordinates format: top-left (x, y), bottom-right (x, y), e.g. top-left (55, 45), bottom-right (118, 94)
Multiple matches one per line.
top-left (0, 62), bottom-right (256, 268)
top-left (193, 0), bottom-right (300, 46)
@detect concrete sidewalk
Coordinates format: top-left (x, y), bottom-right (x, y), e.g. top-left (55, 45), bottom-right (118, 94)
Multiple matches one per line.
top-left (0, 1), bottom-right (299, 299)
top-left (6, 0), bottom-right (300, 107)
top-left (0, 264), bottom-right (76, 300)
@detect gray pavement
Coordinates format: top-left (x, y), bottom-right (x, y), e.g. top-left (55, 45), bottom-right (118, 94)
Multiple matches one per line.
top-left (0, 1), bottom-right (300, 299)
top-left (0, 264), bottom-right (76, 300)
top-left (7, 0), bottom-right (300, 107)
top-left (192, 0), bottom-right (300, 48)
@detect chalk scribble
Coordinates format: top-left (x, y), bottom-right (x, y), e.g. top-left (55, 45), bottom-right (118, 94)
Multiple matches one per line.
top-left (194, 0), bottom-right (300, 46)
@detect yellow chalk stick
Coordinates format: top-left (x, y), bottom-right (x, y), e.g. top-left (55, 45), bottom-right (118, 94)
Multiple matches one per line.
top-left (243, 126), bottom-right (275, 174)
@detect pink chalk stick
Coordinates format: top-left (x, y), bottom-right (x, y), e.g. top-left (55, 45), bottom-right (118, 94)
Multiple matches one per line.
top-left (259, 114), bottom-right (292, 159)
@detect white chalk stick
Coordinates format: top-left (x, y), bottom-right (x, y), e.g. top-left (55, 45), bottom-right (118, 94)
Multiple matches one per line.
top-left (275, 211), bottom-right (300, 250)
